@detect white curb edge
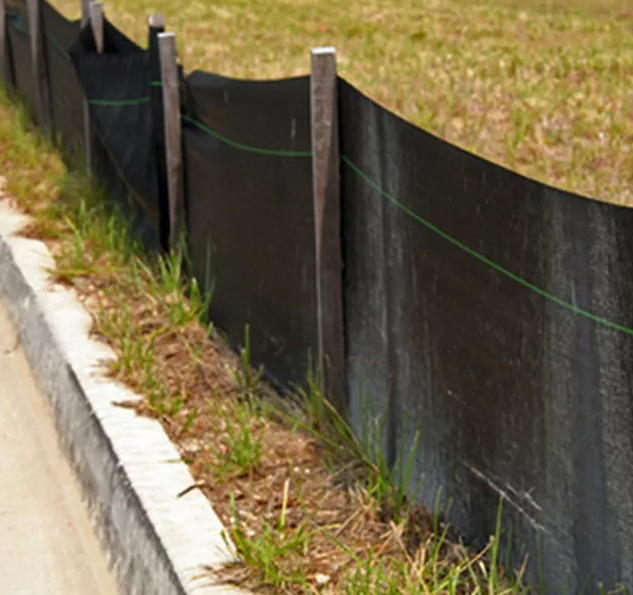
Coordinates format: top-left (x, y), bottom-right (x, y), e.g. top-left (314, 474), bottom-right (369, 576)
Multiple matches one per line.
top-left (0, 197), bottom-right (247, 595)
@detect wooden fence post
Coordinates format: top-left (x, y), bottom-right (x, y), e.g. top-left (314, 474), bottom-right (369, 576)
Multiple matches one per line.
top-left (310, 46), bottom-right (346, 412)
top-left (148, 13), bottom-right (164, 35)
top-left (157, 31), bottom-right (184, 249)
top-left (79, 0), bottom-right (103, 177)
top-left (80, 0), bottom-right (92, 175)
top-left (148, 14), bottom-right (170, 250)
top-left (90, 2), bottom-right (104, 53)
top-left (80, 0), bottom-right (90, 24)
top-left (0, 0), bottom-right (8, 87)
top-left (27, 0), bottom-right (51, 130)
top-left (0, 0), bottom-right (12, 89)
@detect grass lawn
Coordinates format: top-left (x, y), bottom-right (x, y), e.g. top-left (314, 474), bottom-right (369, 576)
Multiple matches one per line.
top-left (50, 0), bottom-right (633, 205)
top-left (0, 0), bottom-right (630, 593)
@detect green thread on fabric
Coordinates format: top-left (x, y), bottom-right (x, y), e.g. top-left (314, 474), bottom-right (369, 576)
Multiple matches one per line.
top-left (341, 155), bottom-right (633, 336)
top-left (7, 19), bottom-right (29, 36)
top-left (45, 33), bottom-right (71, 60)
top-left (10, 21), bottom-right (69, 61)
top-left (88, 96), bottom-right (150, 106)
top-left (182, 114), bottom-right (312, 157)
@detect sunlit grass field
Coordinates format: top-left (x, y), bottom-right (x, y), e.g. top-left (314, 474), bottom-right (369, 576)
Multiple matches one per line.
top-left (49, 0), bottom-right (633, 205)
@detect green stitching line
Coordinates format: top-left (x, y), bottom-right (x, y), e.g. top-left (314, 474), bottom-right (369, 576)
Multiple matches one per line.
top-left (182, 114), bottom-right (311, 157)
top-left (8, 19), bottom-right (29, 36)
top-left (341, 155), bottom-right (633, 336)
top-left (45, 33), bottom-right (71, 60)
top-left (150, 81), bottom-right (162, 87)
top-left (88, 96), bottom-right (150, 106)
top-left (11, 21), bottom-right (69, 61)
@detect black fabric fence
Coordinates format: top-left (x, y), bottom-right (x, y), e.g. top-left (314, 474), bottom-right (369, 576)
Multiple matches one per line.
top-left (181, 71), bottom-right (317, 387)
top-left (6, 5), bottom-right (37, 118)
top-left (69, 16), bottom-right (162, 250)
top-left (340, 79), bottom-right (633, 592)
top-left (2, 1), bottom-right (632, 591)
top-left (40, 0), bottom-right (82, 153)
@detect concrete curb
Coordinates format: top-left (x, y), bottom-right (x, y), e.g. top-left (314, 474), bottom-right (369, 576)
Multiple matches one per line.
top-left (0, 197), bottom-right (245, 595)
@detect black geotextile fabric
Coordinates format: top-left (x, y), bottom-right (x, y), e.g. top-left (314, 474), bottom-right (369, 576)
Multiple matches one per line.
top-left (339, 78), bottom-right (633, 593)
top-left (69, 19), bottom-right (162, 250)
top-left (5, 7), bottom-right (37, 119)
top-left (40, 0), bottom-right (84, 155)
top-left (181, 71), bottom-right (317, 389)
top-left (0, 3), bottom-right (16, 88)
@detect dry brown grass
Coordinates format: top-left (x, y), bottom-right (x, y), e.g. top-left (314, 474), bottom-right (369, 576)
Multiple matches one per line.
top-left (48, 0), bottom-right (633, 205)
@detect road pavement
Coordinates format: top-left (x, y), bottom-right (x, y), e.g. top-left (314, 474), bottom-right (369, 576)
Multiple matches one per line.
top-left (0, 298), bottom-right (118, 595)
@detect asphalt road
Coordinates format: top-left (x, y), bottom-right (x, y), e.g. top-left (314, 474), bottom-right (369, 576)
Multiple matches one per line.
top-left (0, 298), bottom-right (118, 595)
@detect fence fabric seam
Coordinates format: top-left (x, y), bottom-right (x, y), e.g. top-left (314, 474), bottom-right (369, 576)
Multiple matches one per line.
top-left (182, 114), bottom-right (312, 157)
top-left (7, 20), bottom-right (29, 36)
top-left (45, 33), bottom-right (71, 61)
top-left (341, 155), bottom-right (633, 336)
top-left (88, 96), bottom-right (151, 106)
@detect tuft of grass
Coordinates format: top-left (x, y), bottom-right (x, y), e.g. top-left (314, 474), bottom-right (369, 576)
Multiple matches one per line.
top-left (323, 500), bottom-right (529, 595)
top-left (232, 324), bottom-right (264, 403)
top-left (209, 399), bottom-right (264, 481)
top-left (286, 372), bottom-right (422, 525)
top-left (224, 491), bottom-right (313, 592)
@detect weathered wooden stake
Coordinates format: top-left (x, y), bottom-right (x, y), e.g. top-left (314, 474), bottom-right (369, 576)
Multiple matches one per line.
top-left (81, 0), bottom-right (93, 175)
top-left (28, 0), bottom-right (51, 129)
top-left (80, 0), bottom-right (90, 25)
top-left (90, 2), bottom-right (104, 53)
top-left (148, 14), bottom-right (170, 249)
top-left (148, 13), bottom-right (164, 32)
top-left (158, 31), bottom-right (184, 249)
top-left (310, 46), bottom-right (346, 411)
top-left (0, 0), bottom-right (7, 87)
top-left (158, 33), bottom-right (185, 248)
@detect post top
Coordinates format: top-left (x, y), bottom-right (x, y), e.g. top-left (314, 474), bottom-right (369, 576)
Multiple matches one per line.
top-left (90, 2), bottom-right (103, 17)
top-left (311, 46), bottom-right (336, 55)
top-left (148, 14), bottom-right (165, 28)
